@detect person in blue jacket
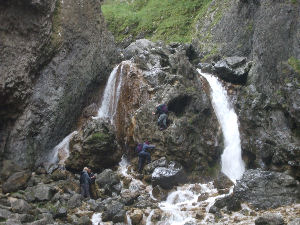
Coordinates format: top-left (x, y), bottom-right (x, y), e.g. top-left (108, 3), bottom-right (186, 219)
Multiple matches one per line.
top-left (138, 141), bottom-right (155, 173)
top-left (80, 167), bottom-right (91, 198)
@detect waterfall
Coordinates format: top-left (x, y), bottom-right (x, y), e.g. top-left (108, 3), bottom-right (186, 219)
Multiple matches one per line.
top-left (48, 131), bottom-right (78, 167)
top-left (48, 61), bottom-right (131, 168)
top-left (197, 69), bottom-right (245, 183)
top-left (95, 61), bottom-right (130, 124)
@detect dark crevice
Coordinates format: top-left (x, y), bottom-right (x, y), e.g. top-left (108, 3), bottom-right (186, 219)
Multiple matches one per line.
top-left (168, 95), bottom-right (192, 117)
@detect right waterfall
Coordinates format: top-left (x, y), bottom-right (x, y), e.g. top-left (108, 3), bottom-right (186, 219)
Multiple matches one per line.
top-left (198, 69), bottom-right (245, 183)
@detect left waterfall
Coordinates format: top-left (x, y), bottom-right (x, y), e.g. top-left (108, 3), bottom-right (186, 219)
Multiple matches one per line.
top-left (47, 61), bottom-right (129, 167)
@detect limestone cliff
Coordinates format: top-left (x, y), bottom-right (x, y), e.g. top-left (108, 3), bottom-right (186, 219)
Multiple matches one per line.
top-left (193, 0), bottom-right (300, 179)
top-left (0, 0), bottom-right (119, 168)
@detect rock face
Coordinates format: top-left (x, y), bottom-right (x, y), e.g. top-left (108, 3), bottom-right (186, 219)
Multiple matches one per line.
top-left (232, 169), bottom-right (300, 209)
top-left (114, 39), bottom-right (222, 177)
top-left (0, 0), bottom-right (118, 168)
top-left (65, 119), bottom-right (122, 172)
top-left (193, 0), bottom-right (300, 179)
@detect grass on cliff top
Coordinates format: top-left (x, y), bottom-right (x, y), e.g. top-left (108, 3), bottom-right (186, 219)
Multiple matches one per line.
top-left (102, 0), bottom-right (212, 43)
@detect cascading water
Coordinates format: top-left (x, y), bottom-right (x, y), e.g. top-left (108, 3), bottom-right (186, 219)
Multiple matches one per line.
top-left (197, 69), bottom-right (245, 183)
top-left (95, 61), bottom-right (131, 124)
top-left (48, 131), bottom-right (78, 167)
top-left (48, 61), bottom-right (131, 168)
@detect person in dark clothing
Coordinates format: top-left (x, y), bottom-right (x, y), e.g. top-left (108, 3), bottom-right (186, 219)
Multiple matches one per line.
top-left (80, 167), bottom-right (91, 198)
top-left (138, 141), bottom-right (155, 173)
top-left (152, 104), bottom-right (168, 130)
top-left (87, 168), bottom-right (97, 199)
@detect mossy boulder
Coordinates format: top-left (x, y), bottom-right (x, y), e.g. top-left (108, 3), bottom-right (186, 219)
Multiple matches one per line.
top-left (65, 119), bottom-right (122, 172)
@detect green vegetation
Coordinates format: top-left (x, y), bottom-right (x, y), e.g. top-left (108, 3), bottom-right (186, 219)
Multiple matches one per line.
top-left (102, 0), bottom-right (212, 43)
top-left (288, 57), bottom-right (300, 75)
top-left (88, 132), bottom-right (110, 143)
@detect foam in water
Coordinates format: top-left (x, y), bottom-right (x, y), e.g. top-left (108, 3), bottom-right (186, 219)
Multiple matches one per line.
top-left (197, 69), bottom-right (245, 183)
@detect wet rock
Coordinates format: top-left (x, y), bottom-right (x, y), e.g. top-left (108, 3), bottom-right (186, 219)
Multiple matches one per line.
top-left (82, 103), bottom-right (98, 118)
top-left (96, 169), bottom-right (121, 195)
top-left (67, 194), bottom-right (83, 209)
top-left (1, 0), bottom-right (118, 169)
top-left (102, 201), bottom-right (125, 222)
top-left (2, 171), bottom-right (31, 193)
top-left (120, 190), bottom-right (139, 206)
top-left (255, 213), bottom-right (285, 225)
top-left (197, 63), bottom-right (213, 73)
top-left (77, 215), bottom-right (92, 225)
top-left (9, 198), bottom-right (32, 214)
top-left (212, 57), bottom-right (251, 85)
top-left (144, 157), bottom-right (168, 174)
top-left (152, 185), bottom-right (168, 201)
top-left (213, 172), bottom-right (234, 194)
top-left (25, 184), bottom-right (56, 202)
top-left (213, 195), bottom-right (241, 212)
top-left (130, 209), bottom-right (143, 225)
top-left (66, 120), bottom-right (122, 172)
top-left (197, 193), bottom-right (209, 202)
top-left (115, 39), bottom-right (221, 177)
top-left (233, 169), bottom-right (299, 209)
top-left (152, 162), bottom-right (186, 189)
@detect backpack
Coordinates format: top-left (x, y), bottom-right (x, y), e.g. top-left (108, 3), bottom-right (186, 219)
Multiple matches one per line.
top-left (136, 143), bottom-right (143, 153)
top-left (157, 104), bottom-right (168, 114)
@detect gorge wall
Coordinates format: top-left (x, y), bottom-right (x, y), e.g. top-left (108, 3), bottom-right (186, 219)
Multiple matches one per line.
top-left (193, 0), bottom-right (300, 179)
top-left (0, 0), bottom-right (119, 168)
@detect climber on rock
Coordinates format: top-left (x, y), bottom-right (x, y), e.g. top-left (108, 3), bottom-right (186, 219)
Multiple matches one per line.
top-left (138, 141), bottom-right (155, 173)
top-left (80, 167), bottom-right (91, 199)
top-left (152, 103), bottom-right (168, 130)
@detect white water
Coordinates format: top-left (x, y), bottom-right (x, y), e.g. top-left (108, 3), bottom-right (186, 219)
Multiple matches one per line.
top-left (198, 69), bottom-right (245, 183)
top-left (95, 61), bottom-right (132, 124)
top-left (48, 61), bottom-right (132, 168)
top-left (49, 131), bottom-right (78, 166)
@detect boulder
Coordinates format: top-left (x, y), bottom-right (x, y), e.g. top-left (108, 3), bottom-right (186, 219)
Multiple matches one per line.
top-left (10, 198), bottom-right (32, 214)
top-left (130, 209), bottom-right (143, 225)
top-left (96, 169), bottom-right (120, 195)
top-left (120, 189), bottom-right (139, 206)
top-left (152, 185), bottom-right (168, 201)
top-left (2, 171), bottom-right (31, 193)
top-left (213, 194), bottom-right (242, 212)
top-left (9, 213), bottom-right (35, 223)
top-left (65, 120), bottom-right (122, 172)
top-left (144, 157), bottom-right (168, 174)
top-left (0, 208), bottom-right (12, 221)
top-left (67, 194), bottom-right (83, 209)
top-left (213, 172), bottom-right (234, 194)
top-left (25, 184), bottom-right (56, 202)
top-left (232, 169), bottom-right (300, 209)
top-left (50, 169), bottom-right (68, 181)
top-left (152, 162), bottom-right (186, 189)
top-left (255, 213), bottom-right (285, 225)
top-left (77, 215), bottom-right (92, 225)
top-left (212, 57), bottom-right (251, 85)
top-left (102, 201), bottom-right (125, 222)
